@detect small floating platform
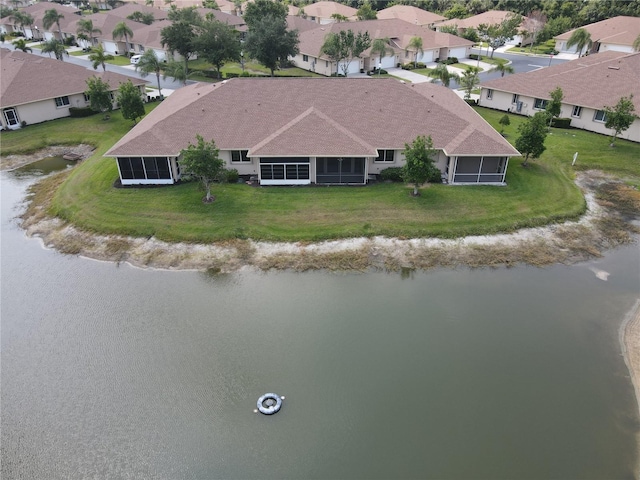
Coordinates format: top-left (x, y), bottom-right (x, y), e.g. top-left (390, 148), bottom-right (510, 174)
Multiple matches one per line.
top-left (257, 393), bottom-right (283, 415)
top-left (63, 153), bottom-right (82, 161)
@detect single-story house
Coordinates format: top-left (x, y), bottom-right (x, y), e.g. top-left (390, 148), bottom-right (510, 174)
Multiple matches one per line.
top-left (434, 10), bottom-right (528, 46)
top-left (0, 49), bottom-right (147, 130)
top-left (554, 16), bottom-right (640, 56)
top-left (293, 18), bottom-right (473, 76)
top-left (105, 78), bottom-right (519, 186)
top-left (479, 51), bottom-right (640, 143)
top-left (0, 3), bottom-right (81, 41)
top-left (376, 5), bottom-right (446, 29)
top-left (296, 1), bottom-right (358, 24)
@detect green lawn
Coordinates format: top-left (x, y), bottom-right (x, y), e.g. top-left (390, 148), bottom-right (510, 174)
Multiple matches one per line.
top-left (507, 39), bottom-right (558, 55)
top-left (2, 104), bottom-right (638, 244)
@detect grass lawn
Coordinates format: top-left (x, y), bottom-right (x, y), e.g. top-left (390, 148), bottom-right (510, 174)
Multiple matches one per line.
top-left (2, 104), bottom-right (638, 244)
top-left (106, 55), bottom-right (134, 66)
top-left (507, 39), bottom-right (558, 55)
top-left (186, 60), bottom-right (322, 81)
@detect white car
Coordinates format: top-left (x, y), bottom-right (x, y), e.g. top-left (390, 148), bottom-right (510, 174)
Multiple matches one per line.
top-left (130, 55), bottom-right (142, 65)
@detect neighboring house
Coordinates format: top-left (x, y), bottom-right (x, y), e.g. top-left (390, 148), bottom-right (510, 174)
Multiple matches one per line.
top-left (554, 16), bottom-right (640, 56)
top-left (0, 3), bottom-right (81, 41)
top-left (298, 1), bottom-right (358, 24)
top-left (105, 78), bottom-right (519, 186)
top-left (479, 51), bottom-right (640, 143)
top-left (435, 10), bottom-right (527, 46)
top-left (293, 18), bottom-right (473, 76)
top-left (0, 49), bottom-right (147, 130)
top-left (376, 5), bottom-right (446, 29)
top-left (106, 3), bottom-right (169, 22)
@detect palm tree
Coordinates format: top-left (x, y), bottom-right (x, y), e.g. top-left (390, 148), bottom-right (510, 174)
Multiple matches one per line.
top-left (12, 38), bottom-right (32, 53)
top-left (370, 37), bottom-right (392, 74)
top-left (162, 59), bottom-right (187, 85)
top-left (431, 63), bottom-right (458, 87)
top-left (490, 62), bottom-right (515, 77)
top-left (43, 8), bottom-right (65, 41)
top-left (77, 18), bottom-right (101, 47)
top-left (330, 13), bottom-right (348, 22)
top-left (42, 38), bottom-right (68, 61)
top-left (566, 28), bottom-right (592, 57)
top-left (112, 21), bottom-right (133, 57)
top-left (633, 33), bottom-right (640, 52)
top-left (459, 66), bottom-right (481, 100)
top-left (9, 11), bottom-right (34, 36)
top-left (88, 44), bottom-right (113, 71)
top-left (136, 49), bottom-right (164, 98)
top-left (407, 36), bottom-right (423, 68)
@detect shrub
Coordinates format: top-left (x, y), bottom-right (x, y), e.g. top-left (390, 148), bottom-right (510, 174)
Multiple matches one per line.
top-left (428, 169), bottom-right (443, 183)
top-left (468, 53), bottom-right (480, 60)
top-left (239, 71), bottom-right (255, 77)
top-left (69, 107), bottom-right (96, 118)
top-left (401, 63), bottom-right (414, 70)
top-left (380, 167), bottom-right (404, 182)
top-left (551, 117), bottom-right (572, 129)
top-left (223, 168), bottom-right (239, 183)
top-left (464, 99), bottom-right (477, 106)
top-left (225, 72), bottom-right (240, 78)
top-left (415, 62), bottom-right (426, 69)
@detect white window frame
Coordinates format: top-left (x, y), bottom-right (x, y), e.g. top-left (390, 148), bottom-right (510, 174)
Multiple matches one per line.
top-left (54, 96), bottom-right (70, 108)
top-left (486, 89), bottom-right (493, 100)
top-left (302, 54), bottom-right (309, 62)
top-left (375, 150), bottom-right (395, 163)
top-left (571, 106), bottom-right (582, 118)
top-left (533, 98), bottom-right (547, 110)
top-left (231, 150), bottom-right (250, 163)
top-left (512, 94), bottom-right (519, 104)
top-left (594, 110), bottom-right (607, 123)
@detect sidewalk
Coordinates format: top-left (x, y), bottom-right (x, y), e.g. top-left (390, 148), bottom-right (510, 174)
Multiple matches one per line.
top-left (385, 67), bottom-right (432, 83)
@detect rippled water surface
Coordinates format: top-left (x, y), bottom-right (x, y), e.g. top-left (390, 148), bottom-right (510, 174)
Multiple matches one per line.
top-left (1, 160), bottom-right (639, 479)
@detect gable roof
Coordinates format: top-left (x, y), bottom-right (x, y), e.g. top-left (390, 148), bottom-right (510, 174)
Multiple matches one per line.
top-left (300, 1), bottom-right (358, 19)
top-left (377, 5), bottom-right (446, 27)
top-left (297, 18), bottom-right (473, 59)
top-left (106, 3), bottom-right (168, 21)
top-left (554, 16), bottom-right (640, 47)
top-left (106, 78), bottom-right (519, 158)
top-left (481, 50), bottom-right (640, 111)
top-left (436, 10), bottom-right (522, 30)
top-left (0, 49), bottom-right (147, 108)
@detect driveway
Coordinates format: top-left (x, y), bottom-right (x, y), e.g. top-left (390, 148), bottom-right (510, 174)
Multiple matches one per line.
top-left (385, 67), bottom-right (431, 84)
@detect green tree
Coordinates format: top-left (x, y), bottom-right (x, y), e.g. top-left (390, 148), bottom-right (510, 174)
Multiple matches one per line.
top-left (162, 60), bottom-right (188, 85)
top-left (356, 1), bottom-right (377, 20)
top-left (331, 13), bottom-right (348, 22)
top-left (88, 44), bottom-right (114, 71)
top-left (443, 4), bottom-right (468, 19)
top-left (566, 27), bottom-right (591, 57)
top-left (161, 13), bottom-right (199, 77)
top-left (438, 24), bottom-right (459, 36)
top-left (85, 76), bottom-right (113, 119)
top-left (603, 95), bottom-right (636, 146)
top-left (11, 38), bottom-right (32, 52)
top-left (402, 135), bottom-right (439, 197)
top-left (112, 21), bottom-right (134, 57)
top-left (127, 11), bottom-right (155, 25)
top-left (477, 14), bottom-right (522, 58)
top-left (117, 80), bottom-right (146, 125)
top-left (9, 11), bottom-right (33, 35)
top-left (320, 29), bottom-right (371, 77)
top-left (76, 18), bottom-right (101, 46)
top-left (515, 112), bottom-right (548, 167)
top-left (406, 36), bottom-right (423, 67)
top-left (244, 16), bottom-right (299, 77)
top-left (490, 62), bottom-right (514, 77)
top-left (43, 8), bottom-right (64, 40)
top-left (42, 39), bottom-right (68, 61)
top-left (370, 37), bottom-right (392, 73)
top-left (498, 114), bottom-right (510, 135)
top-left (545, 86), bottom-right (563, 130)
top-left (194, 18), bottom-right (241, 79)
top-left (180, 135), bottom-right (224, 203)
top-left (243, 0), bottom-right (287, 28)
top-left (459, 66), bottom-right (481, 100)
top-left (431, 63), bottom-right (458, 87)
top-left (202, 0), bottom-right (219, 9)
top-left (136, 49), bottom-right (164, 98)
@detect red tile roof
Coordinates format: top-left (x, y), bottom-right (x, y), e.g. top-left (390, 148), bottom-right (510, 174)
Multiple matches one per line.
top-left (106, 78), bottom-right (518, 158)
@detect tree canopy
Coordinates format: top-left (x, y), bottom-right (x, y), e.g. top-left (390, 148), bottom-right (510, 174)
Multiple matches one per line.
top-left (431, 63), bottom-right (458, 87)
top-left (112, 21), bottom-right (134, 56)
top-left (180, 135), bottom-right (224, 203)
top-left (545, 86), bottom-right (563, 129)
top-left (43, 9), bottom-right (64, 39)
top-left (42, 39), bottom-right (68, 61)
top-left (136, 49), bottom-right (164, 98)
top-left (407, 36), bottom-right (423, 67)
top-left (603, 95), bottom-right (636, 146)
top-left (193, 18), bottom-right (241, 79)
top-left (477, 14), bottom-right (522, 58)
top-left (356, 2), bottom-right (377, 20)
top-left (161, 12), bottom-right (200, 75)
top-left (459, 66), bottom-right (481, 100)
top-left (244, 16), bottom-right (299, 77)
top-left (243, 0), bottom-right (287, 28)
top-left (88, 44), bottom-right (114, 71)
top-left (320, 29), bottom-right (371, 77)
top-left (566, 28), bottom-right (592, 57)
top-left (85, 76), bottom-right (113, 119)
top-left (515, 112), bottom-right (548, 167)
top-left (117, 80), bottom-right (146, 125)
top-left (402, 135), bottom-right (439, 196)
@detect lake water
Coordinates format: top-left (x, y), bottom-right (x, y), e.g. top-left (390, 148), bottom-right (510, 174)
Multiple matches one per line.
top-left (2, 159), bottom-right (639, 479)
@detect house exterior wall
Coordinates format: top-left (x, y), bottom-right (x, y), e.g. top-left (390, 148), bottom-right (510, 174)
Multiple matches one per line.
top-left (597, 43), bottom-right (635, 54)
top-left (479, 88), bottom-right (640, 143)
top-left (11, 93), bottom-right (88, 127)
top-left (221, 150), bottom-right (259, 177)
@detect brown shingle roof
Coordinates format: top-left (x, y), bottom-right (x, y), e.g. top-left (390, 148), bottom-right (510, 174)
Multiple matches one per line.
top-left (0, 49), bottom-right (147, 108)
top-left (301, 1), bottom-right (358, 19)
top-left (377, 5), bottom-right (446, 26)
top-left (106, 78), bottom-right (518, 158)
top-left (554, 16), bottom-right (640, 47)
top-left (437, 10), bottom-right (521, 30)
top-left (481, 51), bottom-right (640, 111)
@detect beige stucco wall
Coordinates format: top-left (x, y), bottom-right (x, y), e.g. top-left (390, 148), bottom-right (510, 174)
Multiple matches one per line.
top-left (292, 53), bottom-right (334, 76)
top-left (219, 150), bottom-right (259, 176)
top-left (13, 93), bottom-right (88, 127)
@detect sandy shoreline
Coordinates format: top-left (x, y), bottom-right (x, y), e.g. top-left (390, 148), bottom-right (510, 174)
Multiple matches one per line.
top-left (3, 149), bottom-right (640, 450)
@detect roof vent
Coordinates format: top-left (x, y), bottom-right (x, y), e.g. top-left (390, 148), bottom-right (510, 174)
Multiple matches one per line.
top-left (608, 66), bottom-right (619, 70)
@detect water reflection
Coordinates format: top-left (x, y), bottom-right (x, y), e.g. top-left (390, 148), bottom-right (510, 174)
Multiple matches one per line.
top-left (1, 161), bottom-right (638, 479)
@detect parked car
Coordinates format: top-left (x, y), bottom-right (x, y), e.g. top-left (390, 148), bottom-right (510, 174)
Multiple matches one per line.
top-left (130, 55), bottom-right (142, 65)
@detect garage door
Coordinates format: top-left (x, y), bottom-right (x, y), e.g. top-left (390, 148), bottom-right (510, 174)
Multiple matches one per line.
top-left (103, 41), bottom-right (118, 55)
top-left (338, 59), bottom-right (362, 75)
top-left (417, 50), bottom-right (435, 63)
top-left (380, 54), bottom-right (396, 69)
top-left (449, 47), bottom-right (467, 59)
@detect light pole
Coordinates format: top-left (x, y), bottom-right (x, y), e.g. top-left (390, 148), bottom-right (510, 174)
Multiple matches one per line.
top-left (240, 51), bottom-right (244, 73)
top-left (378, 61), bottom-right (382, 76)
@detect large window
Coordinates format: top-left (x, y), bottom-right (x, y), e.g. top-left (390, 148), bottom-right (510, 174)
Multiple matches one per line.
top-left (302, 54), bottom-right (309, 62)
top-left (375, 150), bottom-right (395, 162)
top-left (534, 98), bottom-right (547, 110)
top-left (594, 110), bottom-right (607, 123)
top-left (54, 96), bottom-right (70, 107)
top-left (512, 94), bottom-right (519, 104)
top-left (231, 150), bottom-right (250, 162)
top-left (118, 157), bottom-right (172, 180)
top-left (572, 106), bottom-right (582, 118)
top-left (260, 157), bottom-right (309, 183)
